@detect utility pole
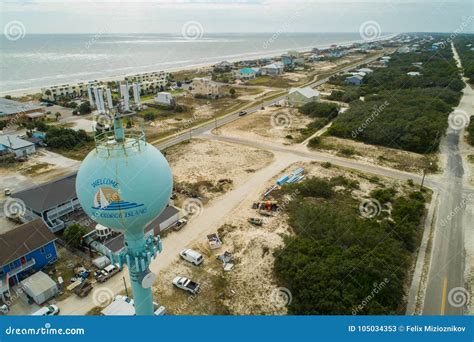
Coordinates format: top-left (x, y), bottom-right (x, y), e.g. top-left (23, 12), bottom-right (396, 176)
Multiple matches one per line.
top-left (123, 276), bottom-right (129, 297)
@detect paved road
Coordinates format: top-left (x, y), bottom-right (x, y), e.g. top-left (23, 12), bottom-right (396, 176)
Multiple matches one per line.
top-left (422, 45), bottom-right (474, 315)
top-left (155, 54), bottom-right (384, 151)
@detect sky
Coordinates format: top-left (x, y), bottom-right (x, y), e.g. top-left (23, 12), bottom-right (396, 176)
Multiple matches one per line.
top-left (1, 0), bottom-right (473, 34)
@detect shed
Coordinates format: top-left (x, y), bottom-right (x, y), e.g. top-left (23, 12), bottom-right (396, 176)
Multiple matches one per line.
top-left (20, 271), bottom-right (58, 304)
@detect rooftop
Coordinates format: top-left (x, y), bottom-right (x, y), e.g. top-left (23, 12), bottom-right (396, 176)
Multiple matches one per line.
top-left (0, 219), bottom-right (56, 266)
top-left (0, 98), bottom-right (42, 117)
top-left (0, 135), bottom-right (35, 150)
top-left (289, 87), bottom-right (320, 98)
top-left (13, 173), bottom-right (77, 213)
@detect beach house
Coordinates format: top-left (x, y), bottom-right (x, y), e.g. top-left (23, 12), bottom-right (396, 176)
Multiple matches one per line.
top-left (345, 75), bottom-right (364, 86)
top-left (0, 219), bottom-right (58, 302)
top-left (236, 68), bottom-right (258, 80)
top-left (261, 62), bottom-right (284, 76)
top-left (154, 92), bottom-right (175, 106)
top-left (0, 135), bottom-right (36, 157)
top-left (287, 87), bottom-right (320, 107)
top-left (191, 78), bottom-right (222, 98)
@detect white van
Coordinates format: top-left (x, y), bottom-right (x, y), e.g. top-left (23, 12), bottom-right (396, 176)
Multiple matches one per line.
top-left (179, 249), bottom-right (203, 266)
top-left (32, 305), bottom-right (59, 316)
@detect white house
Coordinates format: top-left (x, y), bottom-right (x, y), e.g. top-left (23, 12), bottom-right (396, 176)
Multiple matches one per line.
top-left (154, 92), bottom-right (174, 106)
top-left (407, 72), bottom-right (421, 77)
top-left (0, 135), bottom-right (36, 157)
top-left (261, 62), bottom-right (284, 76)
top-left (287, 87), bottom-right (320, 107)
top-left (356, 68), bottom-right (374, 74)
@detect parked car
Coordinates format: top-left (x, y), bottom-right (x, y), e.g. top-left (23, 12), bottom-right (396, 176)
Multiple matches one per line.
top-left (238, 110), bottom-right (248, 116)
top-left (172, 276), bottom-right (200, 295)
top-left (94, 264), bottom-right (119, 283)
top-left (74, 280), bottom-right (93, 297)
top-left (179, 249), bottom-right (203, 266)
top-left (172, 218), bottom-right (188, 231)
top-left (32, 305), bottom-right (60, 316)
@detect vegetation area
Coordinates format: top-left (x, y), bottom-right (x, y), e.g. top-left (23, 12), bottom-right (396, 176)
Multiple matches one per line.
top-left (274, 176), bottom-right (426, 314)
top-left (63, 224), bottom-right (87, 249)
top-left (295, 101), bottom-right (340, 141)
top-left (468, 120), bottom-right (474, 146)
top-left (454, 35), bottom-right (474, 84)
top-left (327, 40), bottom-right (463, 153)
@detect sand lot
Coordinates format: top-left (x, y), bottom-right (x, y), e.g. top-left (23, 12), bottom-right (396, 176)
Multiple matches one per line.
top-left (150, 159), bottom-right (415, 315)
top-left (309, 135), bottom-right (439, 174)
top-left (214, 106), bottom-right (313, 145)
top-left (164, 138), bottom-right (274, 200)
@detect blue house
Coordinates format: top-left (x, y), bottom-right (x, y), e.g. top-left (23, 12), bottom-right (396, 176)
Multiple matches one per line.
top-left (0, 219), bottom-right (57, 301)
top-left (345, 75), bottom-right (364, 86)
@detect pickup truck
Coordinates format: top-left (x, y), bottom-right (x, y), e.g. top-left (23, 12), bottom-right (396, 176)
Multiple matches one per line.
top-left (94, 264), bottom-right (119, 283)
top-left (172, 276), bottom-right (200, 295)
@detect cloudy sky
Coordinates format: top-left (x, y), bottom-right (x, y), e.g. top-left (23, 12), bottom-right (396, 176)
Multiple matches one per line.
top-left (1, 0), bottom-right (473, 34)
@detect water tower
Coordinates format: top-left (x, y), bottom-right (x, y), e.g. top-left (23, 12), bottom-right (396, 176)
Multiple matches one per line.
top-left (76, 100), bottom-right (173, 315)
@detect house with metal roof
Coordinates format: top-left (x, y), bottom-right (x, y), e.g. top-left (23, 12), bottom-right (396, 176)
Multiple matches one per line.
top-left (12, 173), bottom-right (80, 232)
top-left (236, 67), bottom-right (258, 80)
top-left (0, 98), bottom-right (44, 123)
top-left (287, 87), bottom-right (320, 107)
top-left (0, 219), bottom-right (57, 302)
top-left (261, 62), bottom-right (284, 76)
top-left (0, 135), bottom-right (36, 157)
top-left (345, 74), bottom-right (364, 86)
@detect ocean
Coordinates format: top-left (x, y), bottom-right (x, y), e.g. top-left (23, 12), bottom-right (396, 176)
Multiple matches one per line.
top-left (0, 32), bottom-right (378, 94)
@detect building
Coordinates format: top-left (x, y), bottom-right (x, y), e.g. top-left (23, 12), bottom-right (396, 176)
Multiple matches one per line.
top-left (20, 271), bottom-right (59, 305)
top-left (0, 219), bottom-right (58, 302)
top-left (356, 68), bottom-right (374, 74)
top-left (213, 61), bottom-right (233, 72)
top-left (261, 62), bottom-right (284, 76)
top-left (0, 135), bottom-right (36, 157)
top-left (124, 71), bottom-right (169, 85)
top-left (287, 87), bottom-right (320, 107)
top-left (345, 75), bottom-right (364, 86)
top-left (191, 78), bottom-right (222, 98)
top-left (154, 92), bottom-right (174, 106)
top-left (407, 71), bottom-right (421, 77)
top-left (84, 205), bottom-right (182, 257)
top-left (12, 173), bottom-right (80, 232)
top-left (41, 81), bottom-right (104, 101)
top-left (0, 98), bottom-right (44, 124)
top-left (236, 68), bottom-right (258, 80)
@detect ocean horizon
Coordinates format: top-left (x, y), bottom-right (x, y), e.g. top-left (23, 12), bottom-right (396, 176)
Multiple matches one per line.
top-left (0, 32), bottom-right (393, 94)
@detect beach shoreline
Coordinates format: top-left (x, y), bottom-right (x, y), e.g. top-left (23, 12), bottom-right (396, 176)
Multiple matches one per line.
top-left (0, 34), bottom-right (397, 98)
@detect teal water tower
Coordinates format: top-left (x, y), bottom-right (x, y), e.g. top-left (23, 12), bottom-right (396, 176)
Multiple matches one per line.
top-left (76, 113), bottom-right (173, 315)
